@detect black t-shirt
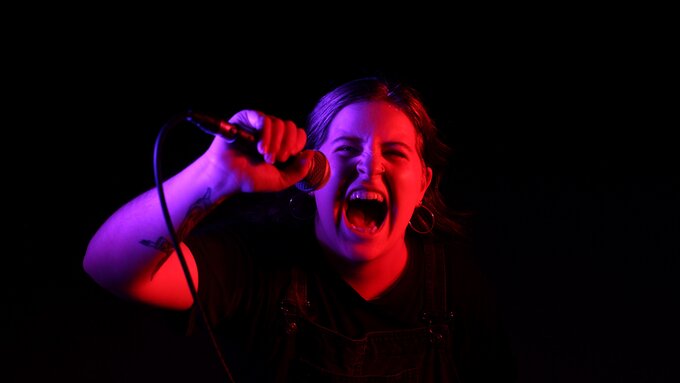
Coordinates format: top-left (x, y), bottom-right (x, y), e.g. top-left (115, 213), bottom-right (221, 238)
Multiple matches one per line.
top-left (185, 218), bottom-right (516, 382)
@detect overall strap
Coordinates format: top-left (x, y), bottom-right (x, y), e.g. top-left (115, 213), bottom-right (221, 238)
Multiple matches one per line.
top-left (422, 239), bottom-right (449, 324)
top-left (280, 266), bottom-right (309, 335)
top-left (421, 237), bottom-right (459, 383)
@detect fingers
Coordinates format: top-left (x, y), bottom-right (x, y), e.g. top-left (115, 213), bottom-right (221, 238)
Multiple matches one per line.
top-left (278, 149), bottom-right (316, 186)
top-left (277, 120), bottom-right (307, 163)
top-left (228, 110), bottom-right (307, 164)
top-left (260, 117), bottom-right (307, 164)
top-left (258, 115), bottom-right (272, 159)
top-left (227, 109), bottom-right (269, 155)
top-left (267, 118), bottom-right (285, 163)
top-left (294, 126), bottom-right (307, 155)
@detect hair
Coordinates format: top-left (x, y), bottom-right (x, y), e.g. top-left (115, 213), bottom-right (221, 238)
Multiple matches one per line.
top-left (306, 76), bottom-right (462, 235)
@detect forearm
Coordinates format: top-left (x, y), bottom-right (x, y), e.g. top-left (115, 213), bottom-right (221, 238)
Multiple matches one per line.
top-left (83, 152), bottom-right (238, 296)
top-left (83, 110), bottom-right (309, 305)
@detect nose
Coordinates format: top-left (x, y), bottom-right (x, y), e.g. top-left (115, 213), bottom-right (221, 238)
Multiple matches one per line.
top-left (356, 152), bottom-right (385, 176)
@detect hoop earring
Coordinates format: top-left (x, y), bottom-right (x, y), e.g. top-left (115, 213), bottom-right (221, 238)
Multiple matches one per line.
top-left (409, 202), bottom-right (435, 234)
top-left (289, 191), bottom-right (316, 220)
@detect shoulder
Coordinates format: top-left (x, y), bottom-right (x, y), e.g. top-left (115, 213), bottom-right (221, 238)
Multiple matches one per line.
top-left (423, 231), bottom-right (479, 278)
top-left (187, 207), bottom-right (314, 270)
top-left (190, 191), bottom-right (312, 241)
top-left (428, 235), bottom-right (518, 381)
top-left (424, 232), bottom-right (501, 318)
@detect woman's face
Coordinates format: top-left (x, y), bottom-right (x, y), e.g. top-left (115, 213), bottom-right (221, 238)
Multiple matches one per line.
top-left (314, 100), bottom-right (432, 264)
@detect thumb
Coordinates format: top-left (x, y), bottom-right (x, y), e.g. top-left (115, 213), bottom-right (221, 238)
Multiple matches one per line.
top-left (280, 150), bottom-right (329, 191)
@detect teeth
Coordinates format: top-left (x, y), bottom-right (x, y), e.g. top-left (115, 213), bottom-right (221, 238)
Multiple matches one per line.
top-left (345, 190), bottom-right (386, 234)
top-left (350, 224), bottom-right (379, 233)
top-left (349, 191), bottom-right (384, 202)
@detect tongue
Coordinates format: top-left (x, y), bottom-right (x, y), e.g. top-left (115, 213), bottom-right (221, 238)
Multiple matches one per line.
top-left (346, 206), bottom-right (377, 229)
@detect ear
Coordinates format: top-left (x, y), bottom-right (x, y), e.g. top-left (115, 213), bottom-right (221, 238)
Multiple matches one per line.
top-left (419, 166), bottom-right (433, 201)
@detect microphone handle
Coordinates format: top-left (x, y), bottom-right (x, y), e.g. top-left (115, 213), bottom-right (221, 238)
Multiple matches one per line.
top-left (185, 110), bottom-right (329, 192)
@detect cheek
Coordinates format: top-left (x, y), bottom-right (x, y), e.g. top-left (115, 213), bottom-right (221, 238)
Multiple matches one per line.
top-left (315, 162), bottom-right (355, 221)
top-left (314, 188), bottom-right (334, 214)
top-left (314, 178), bottom-right (343, 217)
top-left (393, 167), bottom-right (425, 202)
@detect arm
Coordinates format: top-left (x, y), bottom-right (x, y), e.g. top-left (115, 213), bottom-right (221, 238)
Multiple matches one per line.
top-left (83, 110), bottom-right (312, 310)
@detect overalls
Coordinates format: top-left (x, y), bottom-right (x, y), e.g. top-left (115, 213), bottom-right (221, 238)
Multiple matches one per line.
top-left (278, 242), bottom-right (461, 382)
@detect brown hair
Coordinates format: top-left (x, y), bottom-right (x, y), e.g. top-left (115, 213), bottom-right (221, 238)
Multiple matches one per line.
top-left (306, 77), bottom-right (462, 235)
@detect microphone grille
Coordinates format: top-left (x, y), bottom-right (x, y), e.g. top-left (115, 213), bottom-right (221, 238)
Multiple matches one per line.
top-left (295, 151), bottom-right (330, 192)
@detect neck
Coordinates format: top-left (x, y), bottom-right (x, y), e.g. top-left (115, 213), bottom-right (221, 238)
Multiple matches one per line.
top-left (326, 242), bottom-right (409, 301)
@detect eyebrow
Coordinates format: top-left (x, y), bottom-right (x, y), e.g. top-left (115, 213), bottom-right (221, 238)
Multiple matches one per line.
top-left (330, 136), bottom-right (415, 152)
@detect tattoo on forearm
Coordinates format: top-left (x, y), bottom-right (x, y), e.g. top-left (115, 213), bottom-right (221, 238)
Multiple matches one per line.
top-left (140, 236), bottom-right (174, 254)
top-left (138, 188), bottom-right (213, 277)
top-left (179, 188), bottom-right (213, 238)
top-left (140, 236), bottom-right (174, 279)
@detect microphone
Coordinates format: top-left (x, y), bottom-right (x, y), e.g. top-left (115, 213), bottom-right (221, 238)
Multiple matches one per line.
top-left (185, 110), bottom-right (330, 192)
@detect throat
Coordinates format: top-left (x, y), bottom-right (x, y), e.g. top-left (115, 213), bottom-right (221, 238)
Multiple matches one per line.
top-left (336, 246), bottom-right (409, 301)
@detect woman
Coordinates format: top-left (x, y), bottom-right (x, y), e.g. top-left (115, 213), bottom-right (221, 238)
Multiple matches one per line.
top-left (84, 77), bottom-right (516, 382)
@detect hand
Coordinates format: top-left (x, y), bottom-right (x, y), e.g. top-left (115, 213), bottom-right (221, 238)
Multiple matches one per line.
top-left (204, 109), bottom-right (313, 193)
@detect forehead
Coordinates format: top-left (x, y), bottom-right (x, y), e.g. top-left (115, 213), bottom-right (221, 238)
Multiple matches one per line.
top-left (327, 101), bottom-right (418, 143)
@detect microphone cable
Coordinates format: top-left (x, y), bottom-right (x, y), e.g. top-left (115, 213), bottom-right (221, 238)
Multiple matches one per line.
top-left (153, 112), bottom-right (236, 383)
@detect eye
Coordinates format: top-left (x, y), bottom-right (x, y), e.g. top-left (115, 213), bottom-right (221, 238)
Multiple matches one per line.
top-left (384, 150), bottom-right (408, 159)
top-left (335, 145), bottom-right (360, 155)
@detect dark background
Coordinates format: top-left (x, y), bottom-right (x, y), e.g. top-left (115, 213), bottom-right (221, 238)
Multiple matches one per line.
top-left (7, 8), bottom-right (677, 383)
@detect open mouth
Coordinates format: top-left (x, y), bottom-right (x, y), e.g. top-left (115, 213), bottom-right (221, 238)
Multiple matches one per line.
top-left (344, 191), bottom-right (388, 233)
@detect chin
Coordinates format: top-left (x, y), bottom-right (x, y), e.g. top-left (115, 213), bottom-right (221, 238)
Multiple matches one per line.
top-left (337, 241), bottom-right (388, 264)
